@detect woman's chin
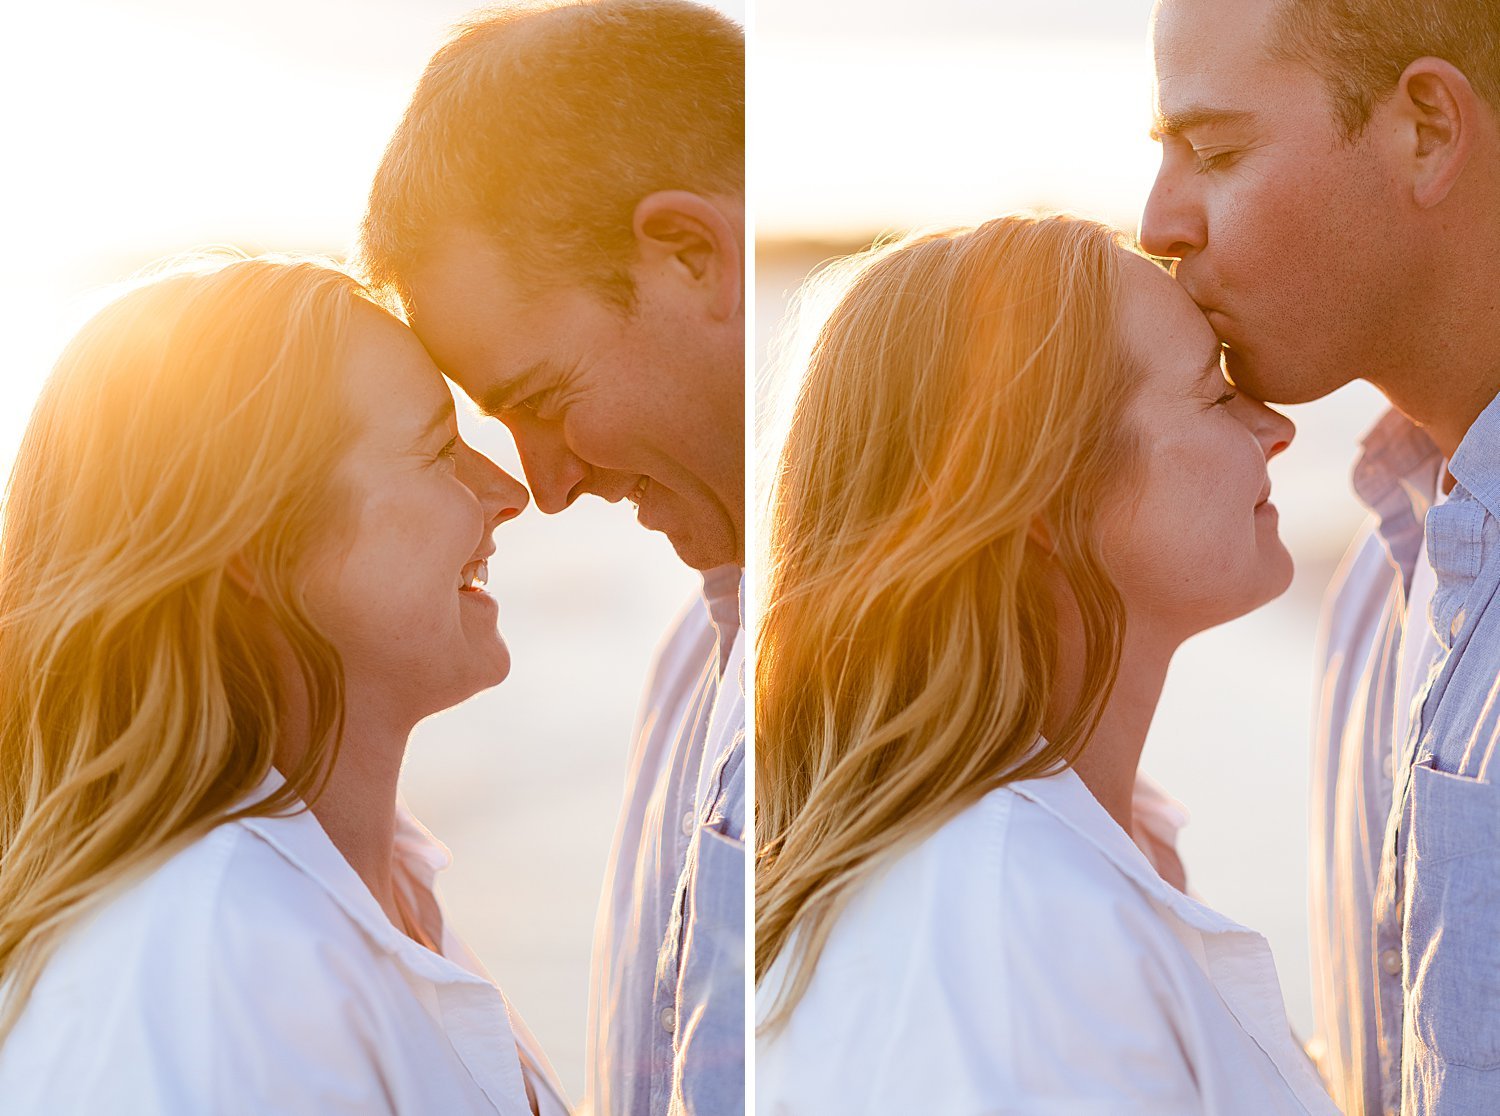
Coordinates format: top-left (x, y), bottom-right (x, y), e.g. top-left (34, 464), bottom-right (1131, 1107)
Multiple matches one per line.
top-left (1252, 535), bottom-right (1296, 602)
top-left (466, 638), bottom-right (513, 694)
top-left (416, 638), bottom-right (512, 718)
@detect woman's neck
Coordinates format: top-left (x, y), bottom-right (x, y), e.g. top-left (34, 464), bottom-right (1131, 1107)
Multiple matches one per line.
top-left (1045, 621), bottom-right (1175, 834)
top-left (274, 683), bottom-right (414, 930)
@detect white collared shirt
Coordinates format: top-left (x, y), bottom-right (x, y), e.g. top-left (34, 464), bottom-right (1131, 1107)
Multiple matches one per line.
top-left (756, 767), bottom-right (1337, 1115)
top-left (0, 777), bottom-right (568, 1116)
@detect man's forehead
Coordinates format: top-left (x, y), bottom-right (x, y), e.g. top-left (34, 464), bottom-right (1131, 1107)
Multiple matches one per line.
top-left (1153, 0), bottom-right (1282, 79)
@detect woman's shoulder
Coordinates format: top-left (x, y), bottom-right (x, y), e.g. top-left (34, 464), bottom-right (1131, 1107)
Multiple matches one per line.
top-left (0, 815), bottom-right (393, 1110)
top-left (780, 772), bottom-right (1191, 1016)
top-left (39, 818), bottom-right (340, 991)
top-left (846, 774), bottom-right (1154, 927)
top-left (757, 777), bottom-right (1199, 1112)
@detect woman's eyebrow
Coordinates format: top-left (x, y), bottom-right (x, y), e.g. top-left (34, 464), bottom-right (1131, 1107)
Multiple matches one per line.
top-left (1192, 350), bottom-right (1227, 392)
top-left (412, 397), bottom-right (456, 446)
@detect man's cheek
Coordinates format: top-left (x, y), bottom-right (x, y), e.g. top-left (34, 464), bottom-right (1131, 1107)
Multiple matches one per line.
top-left (566, 414), bottom-right (643, 471)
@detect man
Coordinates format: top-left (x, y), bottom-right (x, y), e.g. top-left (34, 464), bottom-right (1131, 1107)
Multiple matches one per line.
top-left (1142, 0), bottom-right (1500, 1112)
top-left (359, 3), bottom-right (745, 1114)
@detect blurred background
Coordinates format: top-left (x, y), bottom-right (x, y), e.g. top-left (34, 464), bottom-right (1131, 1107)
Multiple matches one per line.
top-left (1, 0), bottom-right (741, 1097)
top-left (755, 0), bottom-right (1387, 1038)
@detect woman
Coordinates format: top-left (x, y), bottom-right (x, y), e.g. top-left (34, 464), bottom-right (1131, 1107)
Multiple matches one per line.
top-left (0, 255), bottom-right (568, 1114)
top-left (755, 216), bottom-right (1337, 1113)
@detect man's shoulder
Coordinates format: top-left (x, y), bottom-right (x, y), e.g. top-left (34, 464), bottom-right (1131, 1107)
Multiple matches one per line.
top-left (642, 590), bottom-right (720, 693)
top-left (1319, 516), bottom-right (1399, 655)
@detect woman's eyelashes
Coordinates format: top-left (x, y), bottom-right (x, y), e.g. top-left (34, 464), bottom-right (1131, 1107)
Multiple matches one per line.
top-left (435, 434), bottom-right (460, 465)
top-left (1213, 389), bottom-right (1239, 407)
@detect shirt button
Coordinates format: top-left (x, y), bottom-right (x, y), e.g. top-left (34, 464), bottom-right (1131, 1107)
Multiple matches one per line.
top-left (1382, 753), bottom-right (1393, 779)
top-left (1452, 609), bottom-right (1467, 638)
top-left (681, 810), bottom-right (696, 837)
top-left (659, 1007), bottom-right (676, 1034)
top-left (1380, 949), bottom-right (1402, 976)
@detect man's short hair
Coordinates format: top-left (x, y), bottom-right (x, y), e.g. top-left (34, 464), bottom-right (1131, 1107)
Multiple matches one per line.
top-left (1270, 0), bottom-right (1500, 139)
top-left (360, 0), bottom-right (743, 309)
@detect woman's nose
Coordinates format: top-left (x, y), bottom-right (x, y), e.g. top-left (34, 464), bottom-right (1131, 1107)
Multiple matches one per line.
top-left (458, 442), bottom-right (529, 525)
top-left (1248, 398), bottom-right (1295, 461)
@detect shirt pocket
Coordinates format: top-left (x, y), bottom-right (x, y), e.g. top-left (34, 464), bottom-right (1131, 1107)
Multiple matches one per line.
top-left (670, 825), bottom-right (745, 1113)
top-left (1405, 761), bottom-right (1500, 1069)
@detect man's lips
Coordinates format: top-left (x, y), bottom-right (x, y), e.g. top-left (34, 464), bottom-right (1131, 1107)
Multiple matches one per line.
top-left (594, 474), bottom-right (649, 505)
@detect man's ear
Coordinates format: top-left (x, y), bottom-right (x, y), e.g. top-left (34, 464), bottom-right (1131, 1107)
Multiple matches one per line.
top-left (630, 190), bottom-right (743, 321)
top-left (1392, 58), bottom-right (1479, 209)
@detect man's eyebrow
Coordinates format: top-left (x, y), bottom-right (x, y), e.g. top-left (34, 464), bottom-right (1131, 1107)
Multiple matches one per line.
top-left (1149, 105), bottom-right (1256, 141)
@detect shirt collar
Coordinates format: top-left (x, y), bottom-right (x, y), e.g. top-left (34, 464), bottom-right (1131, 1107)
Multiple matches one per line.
top-left (235, 771), bottom-right (482, 987)
top-left (1449, 389), bottom-right (1500, 522)
top-left (1007, 766), bottom-right (1248, 938)
top-left (1005, 762), bottom-right (1329, 1102)
top-left (700, 564), bottom-right (744, 671)
top-left (1350, 408), bottom-right (1443, 585)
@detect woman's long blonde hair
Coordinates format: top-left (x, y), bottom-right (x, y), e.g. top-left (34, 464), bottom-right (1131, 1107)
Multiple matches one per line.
top-left (0, 255), bottom-right (376, 1032)
top-left (756, 215), bottom-right (1142, 1024)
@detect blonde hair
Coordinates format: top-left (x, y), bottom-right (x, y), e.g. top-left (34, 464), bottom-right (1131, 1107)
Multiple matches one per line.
top-left (361, 0), bottom-right (743, 309)
top-left (0, 255), bottom-right (376, 1034)
top-left (756, 215), bottom-right (1142, 1025)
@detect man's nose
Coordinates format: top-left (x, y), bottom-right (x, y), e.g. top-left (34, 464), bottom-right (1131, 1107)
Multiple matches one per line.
top-left (509, 423), bottom-right (589, 515)
top-left (1140, 161), bottom-right (1206, 262)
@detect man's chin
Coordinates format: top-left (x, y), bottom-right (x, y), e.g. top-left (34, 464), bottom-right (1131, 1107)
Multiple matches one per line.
top-left (1225, 345), bottom-right (1345, 407)
top-left (660, 522), bottom-right (741, 573)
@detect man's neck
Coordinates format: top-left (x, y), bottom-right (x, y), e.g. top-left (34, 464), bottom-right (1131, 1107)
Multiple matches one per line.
top-left (1373, 230), bottom-right (1500, 459)
top-left (1381, 363), bottom-right (1500, 461)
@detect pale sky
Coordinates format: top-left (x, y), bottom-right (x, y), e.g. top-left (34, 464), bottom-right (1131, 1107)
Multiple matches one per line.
top-left (757, 0), bottom-right (1154, 39)
top-left (755, 0), bottom-right (1162, 238)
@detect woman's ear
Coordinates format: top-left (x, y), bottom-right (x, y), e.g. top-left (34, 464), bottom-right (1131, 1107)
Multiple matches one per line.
top-left (630, 190), bottom-right (743, 321)
top-left (1027, 515), bottom-right (1056, 556)
top-left (225, 554), bottom-right (263, 598)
